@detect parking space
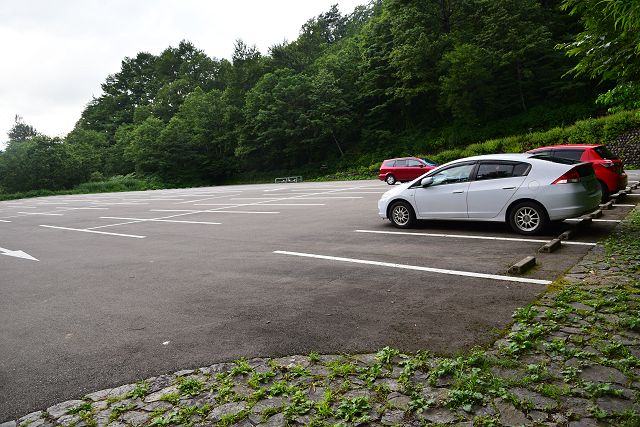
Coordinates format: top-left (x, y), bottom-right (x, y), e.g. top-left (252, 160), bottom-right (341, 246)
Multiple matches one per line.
top-left (0, 176), bottom-right (638, 418)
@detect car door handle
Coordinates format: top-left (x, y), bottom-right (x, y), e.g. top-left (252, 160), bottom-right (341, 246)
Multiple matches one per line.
top-left (452, 190), bottom-right (464, 194)
top-left (502, 186), bottom-right (516, 190)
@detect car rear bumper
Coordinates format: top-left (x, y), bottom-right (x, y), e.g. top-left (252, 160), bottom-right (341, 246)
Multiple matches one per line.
top-left (543, 186), bottom-right (602, 220)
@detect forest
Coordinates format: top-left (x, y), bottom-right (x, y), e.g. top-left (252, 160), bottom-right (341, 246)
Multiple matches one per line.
top-left (1, 0), bottom-right (638, 195)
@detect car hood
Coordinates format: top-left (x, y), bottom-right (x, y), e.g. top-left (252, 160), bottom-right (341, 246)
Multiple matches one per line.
top-left (381, 181), bottom-right (414, 199)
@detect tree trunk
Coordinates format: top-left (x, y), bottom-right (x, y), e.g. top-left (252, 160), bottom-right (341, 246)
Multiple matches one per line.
top-left (331, 132), bottom-right (344, 157)
top-left (516, 59), bottom-right (527, 112)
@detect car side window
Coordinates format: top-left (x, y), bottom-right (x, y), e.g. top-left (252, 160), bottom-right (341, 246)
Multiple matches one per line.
top-left (384, 160), bottom-right (396, 167)
top-left (476, 163), bottom-right (514, 180)
top-left (512, 162), bottom-right (531, 176)
top-left (430, 164), bottom-right (475, 186)
top-left (407, 159), bottom-right (422, 167)
top-left (553, 149), bottom-right (584, 161)
top-left (395, 159), bottom-right (407, 167)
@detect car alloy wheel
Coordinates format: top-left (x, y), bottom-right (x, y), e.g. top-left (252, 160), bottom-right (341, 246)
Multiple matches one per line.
top-left (514, 206), bottom-right (540, 232)
top-left (509, 201), bottom-right (548, 235)
top-left (385, 174), bottom-right (396, 185)
top-left (389, 201), bottom-right (415, 228)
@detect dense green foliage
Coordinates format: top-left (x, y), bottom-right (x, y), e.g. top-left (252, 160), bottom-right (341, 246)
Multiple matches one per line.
top-left (560, 0), bottom-right (640, 112)
top-left (1, 0), bottom-right (637, 194)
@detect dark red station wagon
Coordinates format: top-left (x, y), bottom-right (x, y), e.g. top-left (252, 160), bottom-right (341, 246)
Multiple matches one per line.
top-left (379, 157), bottom-right (438, 185)
top-left (527, 144), bottom-right (627, 200)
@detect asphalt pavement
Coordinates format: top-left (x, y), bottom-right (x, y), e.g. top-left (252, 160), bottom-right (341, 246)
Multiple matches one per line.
top-left (0, 175), bottom-right (637, 420)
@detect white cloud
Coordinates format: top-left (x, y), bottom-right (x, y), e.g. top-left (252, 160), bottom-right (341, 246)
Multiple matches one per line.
top-left (0, 0), bottom-right (364, 149)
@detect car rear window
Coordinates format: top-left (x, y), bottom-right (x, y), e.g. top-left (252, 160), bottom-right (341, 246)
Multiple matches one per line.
top-left (593, 146), bottom-right (619, 160)
top-left (383, 160), bottom-right (396, 167)
top-left (529, 155), bottom-right (580, 165)
top-left (553, 149), bottom-right (584, 161)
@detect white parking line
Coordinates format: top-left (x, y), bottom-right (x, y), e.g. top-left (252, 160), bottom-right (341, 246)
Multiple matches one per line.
top-left (565, 218), bottom-right (622, 223)
top-left (151, 209), bottom-right (200, 212)
top-left (18, 211), bottom-right (64, 216)
top-left (354, 230), bottom-right (597, 246)
top-left (98, 217), bottom-right (222, 225)
top-left (89, 202), bottom-right (149, 206)
top-left (626, 194), bottom-right (640, 197)
top-left (253, 203), bottom-right (326, 206)
top-left (177, 194), bottom-right (242, 204)
top-left (40, 225), bottom-right (146, 238)
top-left (273, 250), bottom-right (552, 285)
top-left (56, 207), bottom-right (109, 210)
top-left (613, 204), bottom-right (636, 207)
top-left (0, 219), bottom-right (11, 223)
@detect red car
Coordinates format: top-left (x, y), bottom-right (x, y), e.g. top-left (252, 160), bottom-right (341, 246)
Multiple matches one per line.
top-left (527, 144), bottom-right (627, 200)
top-left (379, 157), bottom-right (438, 185)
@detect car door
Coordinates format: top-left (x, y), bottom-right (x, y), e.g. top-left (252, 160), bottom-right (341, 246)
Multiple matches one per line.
top-left (466, 161), bottom-right (530, 219)
top-left (414, 162), bottom-right (475, 219)
top-left (406, 159), bottom-right (426, 180)
top-left (394, 159), bottom-right (408, 180)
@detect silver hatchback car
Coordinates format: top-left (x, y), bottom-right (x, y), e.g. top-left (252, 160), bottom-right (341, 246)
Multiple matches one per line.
top-left (378, 153), bottom-right (601, 235)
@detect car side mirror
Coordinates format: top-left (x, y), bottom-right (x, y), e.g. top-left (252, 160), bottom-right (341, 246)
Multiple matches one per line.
top-left (419, 164), bottom-right (425, 168)
top-left (421, 177), bottom-right (433, 187)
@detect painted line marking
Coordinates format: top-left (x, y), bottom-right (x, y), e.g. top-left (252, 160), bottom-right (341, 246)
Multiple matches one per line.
top-left (40, 225), bottom-right (146, 238)
top-left (626, 194), bottom-right (640, 196)
top-left (613, 204), bottom-right (636, 207)
top-left (177, 194), bottom-right (243, 204)
top-left (273, 250), bottom-right (552, 285)
top-left (354, 229), bottom-right (597, 246)
top-left (0, 219), bottom-right (11, 223)
top-left (98, 217), bottom-right (222, 225)
top-left (565, 218), bottom-right (622, 223)
top-left (18, 211), bottom-right (64, 216)
top-left (251, 203), bottom-right (326, 206)
top-left (57, 207), bottom-right (109, 210)
top-left (187, 210), bottom-right (280, 214)
top-left (151, 209), bottom-right (200, 212)
top-left (89, 202), bottom-right (149, 206)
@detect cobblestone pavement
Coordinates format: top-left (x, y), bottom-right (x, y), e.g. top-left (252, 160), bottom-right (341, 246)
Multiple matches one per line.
top-left (3, 210), bottom-right (640, 427)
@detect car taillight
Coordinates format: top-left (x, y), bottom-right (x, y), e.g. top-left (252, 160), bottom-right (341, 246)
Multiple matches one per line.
top-left (601, 160), bottom-right (615, 168)
top-left (552, 168), bottom-right (581, 184)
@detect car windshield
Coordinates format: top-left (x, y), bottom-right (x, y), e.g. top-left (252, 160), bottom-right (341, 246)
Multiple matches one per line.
top-left (421, 158), bottom-right (437, 166)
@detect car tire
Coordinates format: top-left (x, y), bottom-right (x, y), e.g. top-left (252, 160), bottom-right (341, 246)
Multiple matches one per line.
top-left (508, 201), bottom-right (548, 235)
top-left (599, 180), bottom-right (610, 202)
top-left (389, 201), bottom-right (415, 229)
top-left (385, 174), bottom-right (396, 185)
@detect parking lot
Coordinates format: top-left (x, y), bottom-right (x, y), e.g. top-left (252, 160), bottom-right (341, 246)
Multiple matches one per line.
top-left (1, 172), bottom-right (638, 419)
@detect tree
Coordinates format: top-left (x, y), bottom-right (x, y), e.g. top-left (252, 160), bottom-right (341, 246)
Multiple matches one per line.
top-left (561, 0), bottom-right (640, 111)
top-left (7, 115), bottom-right (38, 143)
top-left (439, 44), bottom-right (496, 122)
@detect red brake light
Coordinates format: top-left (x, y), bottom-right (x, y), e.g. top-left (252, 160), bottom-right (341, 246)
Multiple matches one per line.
top-left (552, 168), bottom-right (581, 184)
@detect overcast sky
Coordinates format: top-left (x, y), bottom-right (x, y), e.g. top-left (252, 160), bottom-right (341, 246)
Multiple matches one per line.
top-left (0, 0), bottom-right (364, 149)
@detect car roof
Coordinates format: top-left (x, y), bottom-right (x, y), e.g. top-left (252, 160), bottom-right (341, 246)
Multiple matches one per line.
top-left (528, 144), bottom-right (601, 151)
top-left (386, 156), bottom-right (422, 161)
top-left (451, 153), bottom-right (535, 162)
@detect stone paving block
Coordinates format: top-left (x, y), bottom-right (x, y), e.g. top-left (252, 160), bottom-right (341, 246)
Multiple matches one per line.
top-left (46, 400), bottom-right (85, 419)
top-left (207, 401), bottom-right (247, 422)
top-left (381, 409), bottom-right (405, 425)
top-left (495, 399), bottom-right (529, 427)
top-left (421, 408), bottom-right (458, 424)
top-left (257, 412), bottom-right (286, 427)
top-left (580, 365), bottom-right (628, 385)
